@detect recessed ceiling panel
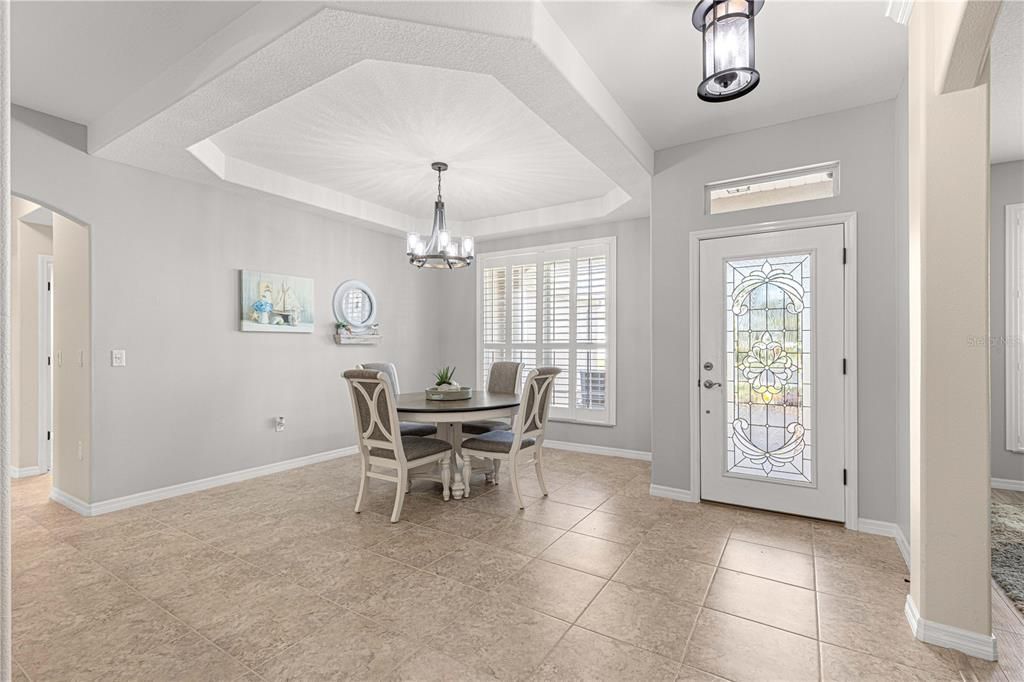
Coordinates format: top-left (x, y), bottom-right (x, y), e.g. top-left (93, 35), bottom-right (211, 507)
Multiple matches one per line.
top-left (208, 60), bottom-right (618, 222)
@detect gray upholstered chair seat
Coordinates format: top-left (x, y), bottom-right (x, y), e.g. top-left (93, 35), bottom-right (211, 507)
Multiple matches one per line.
top-left (461, 419), bottom-right (511, 436)
top-left (462, 430), bottom-right (535, 454)
top-left (400, 422), bottom-right (438, 437)
top-left (371, 436), bottom-right (451, 460)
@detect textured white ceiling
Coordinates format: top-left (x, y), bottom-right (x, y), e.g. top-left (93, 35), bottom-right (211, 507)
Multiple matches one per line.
top-left (991, 2), bottom-right (1023, 164)
top-left (543, 1), bottom-right (908, 152)
top-left (11, 1), bottom-right (255, 125)
top-left (210, 60), bottom-right (617, 222)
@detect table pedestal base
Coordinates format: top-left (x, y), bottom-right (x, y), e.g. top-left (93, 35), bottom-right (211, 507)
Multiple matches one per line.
top-left (442, 422), bottom-right (469, 499)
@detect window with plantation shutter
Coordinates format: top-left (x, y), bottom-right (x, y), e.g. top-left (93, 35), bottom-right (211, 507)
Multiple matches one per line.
top-left (477, 237), bottom-right (615, 425)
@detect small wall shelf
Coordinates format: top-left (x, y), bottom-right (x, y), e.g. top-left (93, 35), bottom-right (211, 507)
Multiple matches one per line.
top-left (334, 334), bottom-right (382, 346)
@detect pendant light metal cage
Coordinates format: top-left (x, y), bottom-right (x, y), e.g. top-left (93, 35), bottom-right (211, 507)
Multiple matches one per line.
top-left (693, 0), bottom-right (764, 102)
top-left (406, 162), bottom-right (475, 269)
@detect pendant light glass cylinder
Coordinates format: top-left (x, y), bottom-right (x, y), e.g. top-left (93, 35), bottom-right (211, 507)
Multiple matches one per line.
top-left (694, 0), bottom-right (763, 102)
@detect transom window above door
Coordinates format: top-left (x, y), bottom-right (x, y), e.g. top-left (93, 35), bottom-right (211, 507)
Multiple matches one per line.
top-left (477, 237), bottom-right (616, 426)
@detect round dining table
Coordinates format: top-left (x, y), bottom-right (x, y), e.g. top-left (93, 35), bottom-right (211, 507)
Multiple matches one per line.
top-left (396, 391), bottom-right (520, 500)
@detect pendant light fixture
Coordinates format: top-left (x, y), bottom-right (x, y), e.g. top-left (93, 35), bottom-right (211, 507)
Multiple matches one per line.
top-left (406, 162), bottom-right (474, 269)
top-left (693, 0), bottom-right (764, 102)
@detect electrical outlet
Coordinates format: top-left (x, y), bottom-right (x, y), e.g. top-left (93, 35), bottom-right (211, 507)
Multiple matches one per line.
top-left (275, 416), bottom-right (286, 432)
top-left (111, 349), bottom-right (126, 367)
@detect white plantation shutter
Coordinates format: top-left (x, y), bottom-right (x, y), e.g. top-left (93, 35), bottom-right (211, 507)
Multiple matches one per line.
top-left (478, 238), bottom-right (615, 424)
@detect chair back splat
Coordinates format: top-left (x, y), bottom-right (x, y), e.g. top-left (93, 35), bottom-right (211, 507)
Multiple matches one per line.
top-left (343, 368), bottom-right (402, 462)
top-left (516, 366), bottom-right (560, 440)
top-left (487, 361), bottom-right (524, 394)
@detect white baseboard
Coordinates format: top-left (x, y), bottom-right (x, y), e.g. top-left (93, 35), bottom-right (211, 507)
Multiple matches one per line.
top-left (544, 440), bottom-right (651, 462)
top-left (49, 486), bottom-right (92, 515)
top-left (52, 446), bottom-right (358, 517)
top-left (649, 483), bottom-right (697, 503)
top-left (10, 465), bottom-right (42, 479)
top-left (857, 517), bottom-right (910, 569)
top-left (905, 594), bottom-right (997, 661)
top-left (992, 477), bottom-right (1024, 491)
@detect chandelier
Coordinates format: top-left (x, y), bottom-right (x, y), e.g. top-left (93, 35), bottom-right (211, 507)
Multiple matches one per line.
top-left (406, 162), bottom-right (474, 269)
top-left (693, 0), bottom-right (764, 102)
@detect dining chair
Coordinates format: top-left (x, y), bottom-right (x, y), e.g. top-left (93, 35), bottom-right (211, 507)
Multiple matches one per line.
top-left (460, 367), bottom-right (560, 509)
top-left (462, 361), bottom-right (523, 435)
top-left (357, 362), bottom-right (438, 437)
top-left (343, 368), bottom-right (452, 522)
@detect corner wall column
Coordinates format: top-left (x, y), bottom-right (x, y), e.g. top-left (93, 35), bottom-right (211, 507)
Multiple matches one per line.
top-left (0, 0), bottom-right (13, 677)
top-left (906, 0), bottom-right (998, 661)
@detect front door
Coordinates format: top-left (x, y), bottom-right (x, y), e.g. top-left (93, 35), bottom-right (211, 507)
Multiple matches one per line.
top-left (698, 224), bottom-right (847, 521)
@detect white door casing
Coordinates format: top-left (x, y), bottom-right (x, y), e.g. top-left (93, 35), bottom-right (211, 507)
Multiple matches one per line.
top-left (38, 256), bottom-right (53, 473)
top-left (694, 218), bottom-right (854, 522)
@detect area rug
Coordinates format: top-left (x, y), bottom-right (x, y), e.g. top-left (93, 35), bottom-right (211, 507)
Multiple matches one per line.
top-left (992, 500), bottom-right (1024, 614)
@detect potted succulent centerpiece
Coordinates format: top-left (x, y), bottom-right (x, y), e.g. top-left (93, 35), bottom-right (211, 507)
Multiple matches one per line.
top-left (425, 366), bottom-right (472, 401)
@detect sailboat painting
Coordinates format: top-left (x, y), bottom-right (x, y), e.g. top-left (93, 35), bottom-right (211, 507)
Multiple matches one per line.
top-left (240, 269), bottom-right (315, 333)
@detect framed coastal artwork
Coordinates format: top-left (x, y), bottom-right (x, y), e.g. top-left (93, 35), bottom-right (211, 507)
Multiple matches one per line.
top-left (240, 269), bottom-right (314, 333)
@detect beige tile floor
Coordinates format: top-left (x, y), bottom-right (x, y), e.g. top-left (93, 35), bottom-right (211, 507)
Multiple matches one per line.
top-left (10, 450), bottom-right (1021, 681)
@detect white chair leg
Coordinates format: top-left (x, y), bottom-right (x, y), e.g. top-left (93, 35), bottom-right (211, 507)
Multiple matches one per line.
top-left (509, 454), bottom-right (525, 509)
top-left (390, 468), bottom-right (407, 523)
top-left (354, 458), bottom-right (368, 513)
top-left (462, 452), bottom-right (472, 498)
top-left (491, 458), bottom-right (502, 484)
top-left (440, 455), bottom-right (452, 501)
top-left (534, 446), bottom-right (548, 497)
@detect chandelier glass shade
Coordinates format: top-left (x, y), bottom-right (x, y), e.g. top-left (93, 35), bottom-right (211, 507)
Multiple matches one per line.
top-left (406, 162), bottom-right (474, 269)
top-left (693, 0), bottom-right (764, 102)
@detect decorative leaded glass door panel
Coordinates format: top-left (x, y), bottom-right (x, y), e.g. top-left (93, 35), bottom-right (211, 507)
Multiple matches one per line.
top-left (699, 225), bottom-right (846, 521)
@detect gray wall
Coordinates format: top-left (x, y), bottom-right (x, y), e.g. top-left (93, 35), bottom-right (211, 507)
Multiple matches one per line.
top-left (12, 119), bottom-right (449, 503)
top-left (990, 160), bottom-right (1024, 482)
top-left (439, 218), bottom-right (652, 454)
top-left (651, 100), bottom-right (902, 523)
top-left (895, 82), bottom-right (911, 539)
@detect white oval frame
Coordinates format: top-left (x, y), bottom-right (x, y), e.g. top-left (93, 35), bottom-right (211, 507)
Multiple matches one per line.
top-left (333, 280), bottom-right (377, 331)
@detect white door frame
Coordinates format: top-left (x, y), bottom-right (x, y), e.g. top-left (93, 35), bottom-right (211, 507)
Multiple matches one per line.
top-left (1005, 203), bottom-right (1024, 453)
top-left (688, 212), bottom-right (859, 529)
top-left (37, 255), bottom-right (53, 473)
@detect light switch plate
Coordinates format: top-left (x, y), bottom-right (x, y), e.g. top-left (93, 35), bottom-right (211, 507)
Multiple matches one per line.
top-left (111, 349), bottom-right (126, 367)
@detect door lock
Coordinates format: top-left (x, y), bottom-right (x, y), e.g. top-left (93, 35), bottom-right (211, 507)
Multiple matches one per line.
top-left (703, 361), bottom-right (714, 371)
top-left (703, 379), bottom-right (722, 389)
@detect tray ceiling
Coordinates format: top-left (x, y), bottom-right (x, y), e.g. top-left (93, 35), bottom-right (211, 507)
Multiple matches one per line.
top-left (87, 3), bottom-right (652, 239)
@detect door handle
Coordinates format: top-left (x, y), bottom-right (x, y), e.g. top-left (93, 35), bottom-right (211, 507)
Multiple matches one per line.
top-left (703, 379), bottom-right (722, 389)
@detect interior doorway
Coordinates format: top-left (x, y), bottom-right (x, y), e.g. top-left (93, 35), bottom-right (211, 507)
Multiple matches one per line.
top-left (11, 194), bottom-right (92, 504)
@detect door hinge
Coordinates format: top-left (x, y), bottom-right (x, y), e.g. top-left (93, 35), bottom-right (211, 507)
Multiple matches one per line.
top-left (842, 247), bottom-right (847, 265)
top-left (47, 355), bottom-right (51, 366)
top-left (842, 358), bottom-right (847, 374)
top-left (843, 468), bottom-right (847, 485)
top-left (47, 431), bottom-right (51, 441)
